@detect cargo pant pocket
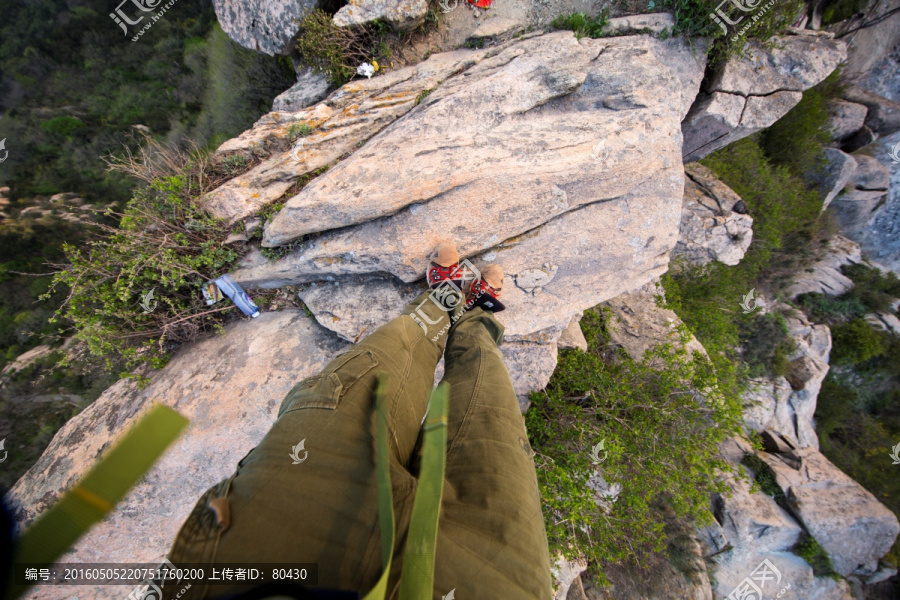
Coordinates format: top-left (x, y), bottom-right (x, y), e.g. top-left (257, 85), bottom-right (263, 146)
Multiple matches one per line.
top-left (278, 349), bottom-right (379, 417)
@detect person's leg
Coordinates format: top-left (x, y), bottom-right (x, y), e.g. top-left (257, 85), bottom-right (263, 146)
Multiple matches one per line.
top-left (161, 289), bottom-right (450, 599)
top-left (424, 307), bottom-right (554, 600)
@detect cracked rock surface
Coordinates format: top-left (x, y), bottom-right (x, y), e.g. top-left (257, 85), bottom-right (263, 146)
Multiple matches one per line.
top-left (681, 33), bottom-right (846, 162)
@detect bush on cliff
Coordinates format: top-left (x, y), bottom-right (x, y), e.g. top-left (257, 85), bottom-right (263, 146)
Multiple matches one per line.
top-left (526, 308), bottom-right (743, 584)
top-left (42, 140), bottom-right (245, 380)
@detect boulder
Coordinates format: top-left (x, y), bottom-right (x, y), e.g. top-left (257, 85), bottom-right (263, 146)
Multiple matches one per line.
top-left (807, 148), bottom-right (857, 211)
top-left (759, 447), bottom-right (900, 577)
top-left (552, 554), bottom-right (588, 600)
top-left (261, 33), bottom-right (703, 247)
top-left (786, 235), bottom-right (863, 298)
top-left (742, 377), bottom-right (796, 437)
top-left (228, 32), bottom-right (706, 368)
top-left (298, 274), bottom-right (421, 343)
top-left (826, 99), bottom-right (867, 142)
top-left (212, 0), bottom-right (318, 56)
top-left (682, 35), bottom-right (846, 162)
top-left (712, 469), bottom-right (803, 555)
top-left (501, 341), bottom-right (559, 410)
top-left (672, 162), bottom-right (753, 266)
top-left (602, 282), bottom-right (707, 362)
top-left (712, 550), bottom-right (853, 600)
top-left (204, 44), bottom-right (510, 222)
top-left (740, 307), bottom-right (830, 449)
top-left (271, 67), bottom-right (331, 112)
top-left (557, 314), bottom-right (588, 352)
top-left (6, 311), bottom-right (348, 600)
top-left (842, 85), bottom-right (900, 136)
top-left (333, 0), bottom-right (429, 32)
top-left (865, 311), bottom-right (900, 335)
top-left (782, 309), bottom-right (831, 449)
top-left (828, 154), bottom-right (890, 239)
top-left (857, 131), bottom-right (900, 275)
top-left (0, 344), bottom-right (54, 376)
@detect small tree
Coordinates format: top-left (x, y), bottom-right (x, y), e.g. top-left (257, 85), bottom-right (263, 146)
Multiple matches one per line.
top-left (43, 138), bottom-right (243, 379)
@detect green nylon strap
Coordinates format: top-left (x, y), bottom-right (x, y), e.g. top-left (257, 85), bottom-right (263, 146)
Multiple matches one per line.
top-left (399, 381), bottom-right (448, 600)
top-left (5, 404), bottom-right (189, 600)
top-left (363, 375), bottom-right (449, 600)
top-left (362, 374), bottom-right (395, 600)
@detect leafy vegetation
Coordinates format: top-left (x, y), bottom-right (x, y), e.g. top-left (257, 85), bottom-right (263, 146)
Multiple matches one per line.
top-left (794, 532), bottom-right (840, 579)
top-left (551, 11), bottom-right (610, 39)
top-left (526, 308), bottom-right (743, 584)
top-left (739, 312), bottom-right (796, 378)
top-left (0, 0), bottom-right (292, 380)
top-left (660, 0), bottom-right (806, 64)
top-left (761, 70), bottom-right (843, 180)
top-left (831, 318), bottom-right (889, 365)
top-left (661, 74), bottom-right (835, 363)
top-left (659, 74), bottom-right (900, 571)
top-left (741, 453), bottom-right (788, 506)
top-left (288, 123), bottom-right (314, 140)
top-left (295, 10), bottom-right (393, 86)
top-left (42, 140), bottom-right (244, 378)
top-left (821, 0), bottom-right (870, 26)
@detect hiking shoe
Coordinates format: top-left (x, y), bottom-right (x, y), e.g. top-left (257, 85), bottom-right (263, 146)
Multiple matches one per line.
top-left (426, 241), bottom-right (462, 289)
top-left (465, 264), bottom-right (505, 312)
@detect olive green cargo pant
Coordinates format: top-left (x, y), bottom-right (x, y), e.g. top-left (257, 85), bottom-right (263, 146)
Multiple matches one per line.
top-left (163, 290), bottom-right (553, 599)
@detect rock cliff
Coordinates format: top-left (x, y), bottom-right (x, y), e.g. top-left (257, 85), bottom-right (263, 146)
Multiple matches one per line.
top-left (10, 19), bottom-right (897, 600)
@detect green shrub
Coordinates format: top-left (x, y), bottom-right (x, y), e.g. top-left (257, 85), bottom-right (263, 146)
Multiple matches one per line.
top-left (796, 292), bottom-right (867, 323)
top-left (831, 318), bottom-right (888, 365)
top-left (43, 143), bottom-right (241, 377)
top-left (822, 0), bottom-right (869, 25)
top-left (551, 11), bottom-right (609, 39)
top-left (700, 136), bottom-right (825, 274)
top-left (219, 154), bottom-right (249, 176)
top-left (415, 89), bottom-right (433, 106)
top-left (660, 0), bottom-right (806, 64)
top-left (815, 376), bottom-right (857, 437)
top-left (741, 453), bottom-right (788, 506)
top-left (288, 123), bottom-right (313, 140)
top-left (761, 78), bottom-right (834, 180)
top-left (794, 533), bottom-right (840, 579)
top-left (295, 9), bottom-right (390, 86)
top-left (525, 307), bottom-right (742, 583)
top-left (739, 312), bottom-right (796, 378)
top-left (841, 263), bottom-right (900, 312)
top-left (40, 116), bottom-right (86, 137)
